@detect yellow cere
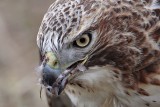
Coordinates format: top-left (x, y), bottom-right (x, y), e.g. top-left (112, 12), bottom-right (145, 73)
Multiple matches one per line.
top-left (46, 52), bottom-right (59, 69)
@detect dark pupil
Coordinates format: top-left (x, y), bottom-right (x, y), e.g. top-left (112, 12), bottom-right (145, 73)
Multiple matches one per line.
top-left (79, 38), bottom-right (86, 43)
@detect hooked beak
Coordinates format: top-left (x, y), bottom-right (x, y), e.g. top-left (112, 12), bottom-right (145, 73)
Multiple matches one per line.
top-left (41, 52), bottom-right (64, 95)
top-left (40, 52), bottom-right (87, 96)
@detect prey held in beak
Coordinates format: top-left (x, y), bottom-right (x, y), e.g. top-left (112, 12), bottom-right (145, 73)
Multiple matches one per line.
top-left (40, 52), bottom-right (87, 96)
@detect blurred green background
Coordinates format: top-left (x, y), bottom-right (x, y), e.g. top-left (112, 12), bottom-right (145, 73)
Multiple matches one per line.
top-left (0, 0), bottom-right (54, 107)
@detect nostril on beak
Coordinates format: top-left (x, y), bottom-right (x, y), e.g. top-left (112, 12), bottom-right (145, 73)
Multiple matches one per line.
top-left (53, 61), bottom-right (58, 67)
top-left (45, 51), bottom-right (60, 69)
top-left (42, 64), bottom-right (61, 86)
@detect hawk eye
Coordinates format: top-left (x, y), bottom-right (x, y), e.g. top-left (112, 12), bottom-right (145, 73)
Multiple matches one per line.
top-left (73, 33), bottom-right (92, 48)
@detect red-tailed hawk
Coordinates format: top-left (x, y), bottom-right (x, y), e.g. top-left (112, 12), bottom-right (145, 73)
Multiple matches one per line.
top-left (37, 0), bottom-right (160, 107)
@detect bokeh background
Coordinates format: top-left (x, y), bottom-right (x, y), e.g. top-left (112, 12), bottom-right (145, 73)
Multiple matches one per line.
top-left (0, 0), bottom-right (55, 107)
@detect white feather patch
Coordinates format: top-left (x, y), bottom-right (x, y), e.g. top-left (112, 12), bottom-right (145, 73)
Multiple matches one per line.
top-left (145, 0), bottom-right (160, 9)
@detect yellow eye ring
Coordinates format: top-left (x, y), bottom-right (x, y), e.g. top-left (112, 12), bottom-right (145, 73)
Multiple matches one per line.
top-left (74, 33), bottom-right (91, 48)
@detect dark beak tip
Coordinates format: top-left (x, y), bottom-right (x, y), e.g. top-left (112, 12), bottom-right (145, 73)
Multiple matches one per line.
top-left (42, 64), bottom-right (61, 86)
top-left (41, 65), bottom-right (68, 96)
top-left (46, 86), bottom-right (62, 96)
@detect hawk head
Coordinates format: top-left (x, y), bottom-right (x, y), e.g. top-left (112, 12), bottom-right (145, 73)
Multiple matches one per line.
top-left (37, 0), bottom-right (160, 106)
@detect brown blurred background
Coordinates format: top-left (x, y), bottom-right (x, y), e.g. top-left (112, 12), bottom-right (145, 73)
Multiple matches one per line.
top-left (0, 0), bottom-right (55, 107)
